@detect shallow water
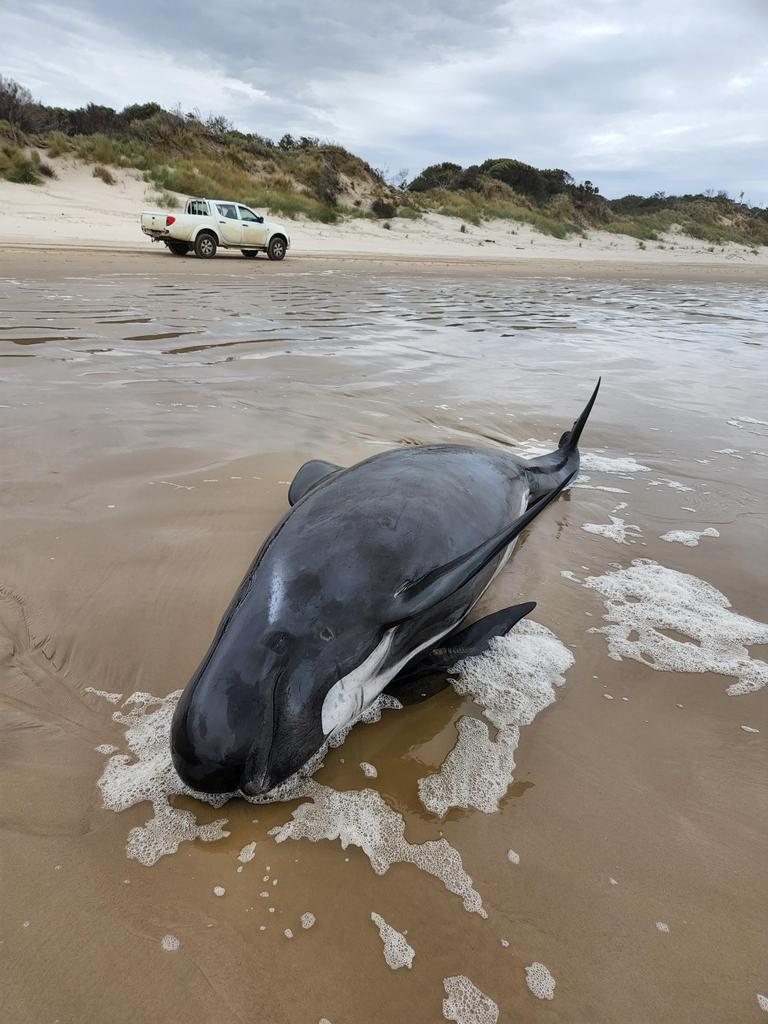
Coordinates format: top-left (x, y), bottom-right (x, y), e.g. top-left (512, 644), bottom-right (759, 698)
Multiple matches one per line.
top-left (1, 254), bottom-right (766, 1023)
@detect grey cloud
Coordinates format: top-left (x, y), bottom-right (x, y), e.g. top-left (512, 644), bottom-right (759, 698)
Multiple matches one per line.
top-left (1, 0), bottom-right (766, 201)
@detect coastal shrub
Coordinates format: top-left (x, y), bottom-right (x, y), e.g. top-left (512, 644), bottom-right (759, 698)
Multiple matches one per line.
top-left (38, 160), bottom-right (56, 178)
top-left (148, 191), bottom-right (180, 208)
top-left (46, 130), bottom-right (70, 157)
top-left (2, 147), bottom-right (42, 183)
top-left (409, 162), bottom-right (464, 192)
top-left (93, 164), bottom-right (115, 185)
top-left (372, 198), bottom-right (396, 218)
top-left (480, 158), bottom-right (572, 202)
top-left (397, 206), bottom-right (421, 220)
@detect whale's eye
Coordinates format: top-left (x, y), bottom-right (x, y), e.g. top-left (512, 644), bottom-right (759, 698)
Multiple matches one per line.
top-left (319, 626), bottom-right (334, 642)
top-left (266, 631), bottom-right (289, 652)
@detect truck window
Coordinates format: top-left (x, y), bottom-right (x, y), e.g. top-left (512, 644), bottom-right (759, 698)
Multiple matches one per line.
top-left (238, 206), bottom-right (260, 222)
top-left (216, 203), bottom-right (238, 219)
top-left (188, 200), bottom-right (207, 216)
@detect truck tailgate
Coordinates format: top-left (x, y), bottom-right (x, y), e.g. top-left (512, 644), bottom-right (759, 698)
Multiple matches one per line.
top-left (141, 212), bottom-right (168, 231)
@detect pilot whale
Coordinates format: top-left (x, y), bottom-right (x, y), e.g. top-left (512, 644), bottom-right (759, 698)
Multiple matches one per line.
top-left (171, 380), bottom-right (600, 796)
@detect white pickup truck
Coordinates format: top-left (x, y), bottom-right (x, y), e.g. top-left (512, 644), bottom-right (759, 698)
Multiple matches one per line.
top-left (141, 198), bottom-right (290, 260)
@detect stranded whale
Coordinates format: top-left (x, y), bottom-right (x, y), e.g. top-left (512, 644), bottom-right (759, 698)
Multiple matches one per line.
top-left (171, 380), bottom-right (600, 795)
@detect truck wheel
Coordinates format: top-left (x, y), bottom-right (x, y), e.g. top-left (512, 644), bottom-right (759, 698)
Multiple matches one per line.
top-left (241, 249), bottom-right (259, 259)
top-left (166, 240), bottom-right (189, 256)
top-left (267, 235), bottom-right (287, 261)
top-left (195, 232), bottom-right (217, 259)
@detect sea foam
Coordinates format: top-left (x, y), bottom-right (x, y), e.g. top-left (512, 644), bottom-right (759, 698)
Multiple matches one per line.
top-left (271, 780), bottom-right (486, 916)
top-left (96, 691), bottom-right (230, 866)
top-left (370, 911), bottom-right (415, 969)
top-left (660, 528), bottom-right (719, 547)
top-left (418, 621), bottom-right (574, 817)
top-left (442, 976), bottom-right (499, 1024)
top-left (582, 515), bottom-right (642, 545)
top-left (525, 962), bottom-right (556, 999)
top-left (574, 560), bottom-right (768, 696)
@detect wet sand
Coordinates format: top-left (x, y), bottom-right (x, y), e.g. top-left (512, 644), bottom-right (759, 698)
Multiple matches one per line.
top-left (1, 250), bottom-right (766, 1023)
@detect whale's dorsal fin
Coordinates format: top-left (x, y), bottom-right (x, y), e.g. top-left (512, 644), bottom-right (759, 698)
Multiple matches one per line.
top-left (389, 470), bottom-right (575, 622)
top-left (288, 459), bottom-right (344, 506)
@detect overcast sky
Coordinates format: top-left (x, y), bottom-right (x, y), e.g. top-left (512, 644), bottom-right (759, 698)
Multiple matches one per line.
top-left (2, 0), bottom-right (767, 202)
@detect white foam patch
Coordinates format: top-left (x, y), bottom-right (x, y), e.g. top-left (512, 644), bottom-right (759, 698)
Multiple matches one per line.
top-left (85, 687), bottom-right (123, 704)
top-left (442, 976), bottom-right (499, 1024)
top-left (741, 725), bottom-right (760, 734)
top-left (95, 744), bottom-right (118, 755)
top-left (238, 842), bottom-right (257, 863)
top-left (96, 691), bottom-right (231, 866)
top-left (582, 516), bottom-right (641, 545)
top-left (525, 962), bottom-right (556, 999)
top-left (573, 560), bottom-right (768, 696)
top-left (418, 622), bottom-right (573, 817)
top-left (160, 934), bottom-right (180, 951)
top-left (370, 911), bottom-right (415, 970)
top-left (660, 527), bottom-right (719, 547)
top-left (727, 416), bottom-right (768, 434)
top-left (757, 993), bottom-right (768, 1012)
top-left (581, 453), bottom-right (651, 474)
top-left (515, 440), bottom-right (647, 477)
top-left (284, 928), bottom-right (293, 939)
top-left (656, 921), bottom-right (670, 933)
top-left (648, 478), bottom-right (694, 492)
top-left (213, 885), bottom-right (225, 896)
top-left (360, 762), bottom-right (378, 778)
top-left (301, 912), bottom-right (316, 929)
top-left (270, 780), bottom-right (486, 916)
top-left (574, 483), bottom-right (631, 494)
top-left (96, 689), bottom-right (402, 865)
top-left (507, 849), bottom-right (520, 864)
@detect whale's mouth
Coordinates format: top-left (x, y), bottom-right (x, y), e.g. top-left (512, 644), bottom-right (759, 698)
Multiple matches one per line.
top-left (239, 763), bottom-right (271, 797)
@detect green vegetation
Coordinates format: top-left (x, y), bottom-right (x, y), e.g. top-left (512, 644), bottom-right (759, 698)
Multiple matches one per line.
top-left (0, 76), bottom-right (388, 222)
top-left (0, 74), bottom-right (766, 245)
top-left (409, 157), bottom-right (768, 246)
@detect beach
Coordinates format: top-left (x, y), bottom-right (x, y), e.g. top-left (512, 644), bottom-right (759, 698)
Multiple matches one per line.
top-left (0, 248), bottom-right (766, 1023)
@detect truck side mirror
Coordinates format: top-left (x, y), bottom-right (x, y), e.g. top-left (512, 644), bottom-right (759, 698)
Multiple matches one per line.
top-left (256, 215), bottom-right (264, 223)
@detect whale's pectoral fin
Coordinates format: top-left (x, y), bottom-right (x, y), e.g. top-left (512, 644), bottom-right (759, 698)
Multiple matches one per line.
top-left (288, 459), bottom-right (344, 505)
top-left (389, 470), bottom-right (575, 623)
top-left (384, 601), bottom-right (536, 705)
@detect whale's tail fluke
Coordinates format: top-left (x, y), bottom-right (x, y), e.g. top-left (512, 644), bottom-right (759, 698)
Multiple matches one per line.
top-left (558, 377), bottom-right (601, 453)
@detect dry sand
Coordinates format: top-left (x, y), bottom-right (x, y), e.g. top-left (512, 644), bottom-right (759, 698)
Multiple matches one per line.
top-left (2, 152), bottom-right (768, 269)
top-left (0, 250), bottom-right (766, 1023)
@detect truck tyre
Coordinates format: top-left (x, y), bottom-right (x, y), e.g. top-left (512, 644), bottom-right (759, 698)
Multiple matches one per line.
top-left (166, 240), bottom-right (189, 256)
top-left (241, 249), bottom-right (259, 259)
top-left (267, 235), bottom-right (287, 261)
top-left (195, 232), bottom-right (217, 259)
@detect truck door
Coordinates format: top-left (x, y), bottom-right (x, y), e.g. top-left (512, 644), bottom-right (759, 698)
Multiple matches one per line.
top-left (238, 206), bottom-right (269, 247)
top-left (215, 203), bottom-right (243, 245)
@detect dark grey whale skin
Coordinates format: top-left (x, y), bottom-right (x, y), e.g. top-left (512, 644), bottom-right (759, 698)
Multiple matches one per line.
top-left (170, 382), bottom-right (599, 796)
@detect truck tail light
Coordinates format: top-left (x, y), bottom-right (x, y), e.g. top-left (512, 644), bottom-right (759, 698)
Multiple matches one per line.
top-left (166, 215), bottom-right (176, 226)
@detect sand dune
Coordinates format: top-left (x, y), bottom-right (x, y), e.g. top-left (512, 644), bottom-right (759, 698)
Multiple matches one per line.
top-left (2, 153), bottom-right (767, 267)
